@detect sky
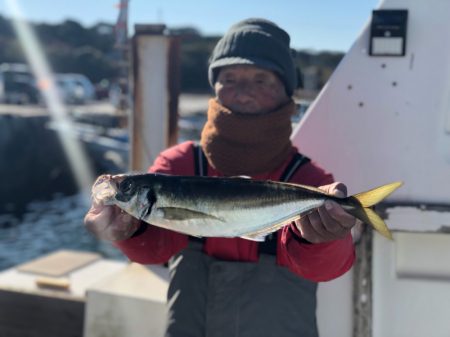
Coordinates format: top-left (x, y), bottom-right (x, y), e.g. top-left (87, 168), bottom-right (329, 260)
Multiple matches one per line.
top-left (0, 0), bottom-right (381, 52)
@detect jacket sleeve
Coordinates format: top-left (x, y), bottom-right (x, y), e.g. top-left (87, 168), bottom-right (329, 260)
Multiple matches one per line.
top-left (277, 162), bottom-right (355, 282)
top-left (113, 145), bottom-right (192, 264)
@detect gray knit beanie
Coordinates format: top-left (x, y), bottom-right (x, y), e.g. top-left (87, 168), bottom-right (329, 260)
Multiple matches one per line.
top-left (208, 18), bottom-right (297, 96)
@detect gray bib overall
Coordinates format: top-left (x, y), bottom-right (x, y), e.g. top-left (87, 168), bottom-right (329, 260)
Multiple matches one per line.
top-left (165, 146), bottom-right (318, 337)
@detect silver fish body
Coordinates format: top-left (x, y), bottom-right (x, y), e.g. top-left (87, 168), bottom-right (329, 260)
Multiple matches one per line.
top-left (93, 173), bottom-right (402, 240)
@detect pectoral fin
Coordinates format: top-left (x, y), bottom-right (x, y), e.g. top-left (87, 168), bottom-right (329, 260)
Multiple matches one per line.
top-left (157, 207), bottom-right (223, 221)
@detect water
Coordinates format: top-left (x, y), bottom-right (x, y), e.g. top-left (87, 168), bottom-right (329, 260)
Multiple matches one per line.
top-left (0, 193), bottom-right (126, 271)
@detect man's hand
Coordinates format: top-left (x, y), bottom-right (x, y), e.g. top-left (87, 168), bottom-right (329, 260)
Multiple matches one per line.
top-left (84, 199), bottom-right (141, 241)
top-left (294, 182), bottom-right (358, 244)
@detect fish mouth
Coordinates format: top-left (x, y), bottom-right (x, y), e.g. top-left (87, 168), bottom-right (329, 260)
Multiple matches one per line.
top-left (92, 174), bottom-right (126, 205)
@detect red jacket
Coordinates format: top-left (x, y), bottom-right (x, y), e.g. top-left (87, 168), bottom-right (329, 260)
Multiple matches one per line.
top-left (115, 141), bottom-right (355, 282)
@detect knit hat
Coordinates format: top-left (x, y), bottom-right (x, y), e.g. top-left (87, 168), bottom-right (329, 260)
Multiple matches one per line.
top-left (208, 18), bottom-right (297, 96)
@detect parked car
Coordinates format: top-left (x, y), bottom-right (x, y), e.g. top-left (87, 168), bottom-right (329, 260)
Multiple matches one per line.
top-left (55, 73), bottom-right (95, 104)
top-left (0, 63), bottom-right (41, 105)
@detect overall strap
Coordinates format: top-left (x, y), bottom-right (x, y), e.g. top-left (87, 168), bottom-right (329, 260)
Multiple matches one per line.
top-left (279, 153), bottom-right (310, 182)
top-left (258, 153), bottom-right (310, 255)
top-left (193, 142), bottom-right (208, 177)
top-left (190, 143), bottom-right (208, 245)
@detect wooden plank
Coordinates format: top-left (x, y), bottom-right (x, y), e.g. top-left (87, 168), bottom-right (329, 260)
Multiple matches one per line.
top-left (17, 250), bottom-right (100, 277)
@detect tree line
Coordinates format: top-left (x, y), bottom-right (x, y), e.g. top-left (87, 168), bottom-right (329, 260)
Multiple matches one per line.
top-left (0, 15), bottom-right (344, 93)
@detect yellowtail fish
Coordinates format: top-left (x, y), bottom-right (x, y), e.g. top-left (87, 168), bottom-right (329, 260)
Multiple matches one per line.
top-left (93, 173), bottom-right (402, 240)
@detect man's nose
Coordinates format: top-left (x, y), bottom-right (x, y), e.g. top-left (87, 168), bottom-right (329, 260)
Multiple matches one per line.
top-left (234, 81), bottom-right (254, 102)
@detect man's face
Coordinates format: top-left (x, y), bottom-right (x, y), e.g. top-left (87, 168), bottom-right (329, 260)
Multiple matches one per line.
top-left (214, 64), bottom-right (289, 114)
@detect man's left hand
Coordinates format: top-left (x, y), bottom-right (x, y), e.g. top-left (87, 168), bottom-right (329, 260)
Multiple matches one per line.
top-left (294, 182), bottom-right (359, 244)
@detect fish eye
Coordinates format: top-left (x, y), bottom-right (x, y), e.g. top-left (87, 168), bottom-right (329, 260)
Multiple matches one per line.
top-left (120, 180), bottom-right (135, 195)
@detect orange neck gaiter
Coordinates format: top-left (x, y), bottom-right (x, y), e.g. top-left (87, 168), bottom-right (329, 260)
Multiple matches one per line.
top-left (200, 98), bottom-right (295, 176)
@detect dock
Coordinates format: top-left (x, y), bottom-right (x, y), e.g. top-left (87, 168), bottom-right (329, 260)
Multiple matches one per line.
top-left (0, 250), bottom-right (169, 337)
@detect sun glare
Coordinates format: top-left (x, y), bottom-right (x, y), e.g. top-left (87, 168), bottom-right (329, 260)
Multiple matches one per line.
top-left (6, 0), bottom-right (96, 203)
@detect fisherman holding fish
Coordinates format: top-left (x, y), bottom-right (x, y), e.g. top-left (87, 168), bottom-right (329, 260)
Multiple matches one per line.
top-left (85, 18), bottom-right (398, 337)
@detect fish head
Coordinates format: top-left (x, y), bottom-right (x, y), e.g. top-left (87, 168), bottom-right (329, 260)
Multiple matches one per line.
top-left (93, 174), bottom-right (155, 220)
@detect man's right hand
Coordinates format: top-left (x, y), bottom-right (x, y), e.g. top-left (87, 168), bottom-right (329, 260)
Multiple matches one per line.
top-left (84, 201), bottom-right (141, 241)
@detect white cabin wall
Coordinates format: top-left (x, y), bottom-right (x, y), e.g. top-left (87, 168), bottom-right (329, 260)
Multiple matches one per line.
top-left (293, 1), bottom-right (450, 336)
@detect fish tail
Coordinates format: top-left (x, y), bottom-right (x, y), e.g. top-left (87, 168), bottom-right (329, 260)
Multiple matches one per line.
top-left (349, 181), bottom-right (403, 240)
top-left (349, 206), bottom-right (393, 240)
top-left (353, 181), bottom-right (403, 207)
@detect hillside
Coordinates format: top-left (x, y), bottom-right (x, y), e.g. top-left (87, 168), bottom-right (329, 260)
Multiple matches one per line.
top-left (0, 15), bottom-right (344, 93)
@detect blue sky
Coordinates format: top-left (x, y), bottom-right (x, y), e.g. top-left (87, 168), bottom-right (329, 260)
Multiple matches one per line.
top-left (1, 0), bottom-right (381, 51)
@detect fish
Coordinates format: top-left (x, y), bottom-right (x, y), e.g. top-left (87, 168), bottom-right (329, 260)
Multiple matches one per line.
top-left (92, 173), bottom-right (402, 240)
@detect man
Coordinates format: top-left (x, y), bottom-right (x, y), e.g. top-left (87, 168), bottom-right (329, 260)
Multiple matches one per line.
top-left (85, 18), bottom-right (357, 337)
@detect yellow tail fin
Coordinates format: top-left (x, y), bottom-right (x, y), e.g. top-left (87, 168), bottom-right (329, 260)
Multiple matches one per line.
top-left (354, 181), bottom-right (403, 207)
top-left (351, 182), bottom-right (403, 240)
top-left (359, 207), bottom-right (393, 240)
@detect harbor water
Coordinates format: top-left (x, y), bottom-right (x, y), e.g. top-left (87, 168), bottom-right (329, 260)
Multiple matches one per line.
top-left (0, 193), bottom-right (127, 270)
